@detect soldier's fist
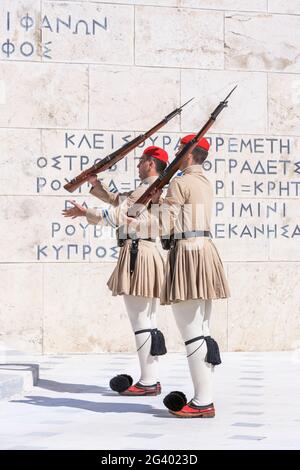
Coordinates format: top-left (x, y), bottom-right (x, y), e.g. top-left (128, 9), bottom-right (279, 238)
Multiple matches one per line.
top-left (87, 174), bottom-right (98, 187)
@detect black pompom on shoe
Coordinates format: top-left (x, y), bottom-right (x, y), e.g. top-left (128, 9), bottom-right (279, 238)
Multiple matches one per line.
top-left (109, 374), bottom-right (133, 393)
top-left (163, 391), bottom-right (187, 411)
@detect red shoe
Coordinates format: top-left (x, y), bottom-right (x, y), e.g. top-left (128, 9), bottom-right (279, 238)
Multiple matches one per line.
top-left (119, 381), bottom-right (161, 396)
top-left (169, 401), bottom-right (215, 418)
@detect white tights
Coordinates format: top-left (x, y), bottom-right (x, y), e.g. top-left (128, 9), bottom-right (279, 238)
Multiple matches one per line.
top-left (172, 299), bottom-right (214, 406)
top-left (123, 294), bottom-right (159, 386)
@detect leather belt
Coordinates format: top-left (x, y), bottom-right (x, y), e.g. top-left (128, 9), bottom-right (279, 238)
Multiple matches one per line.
top-left (172, 230), bottom-right (212, 240)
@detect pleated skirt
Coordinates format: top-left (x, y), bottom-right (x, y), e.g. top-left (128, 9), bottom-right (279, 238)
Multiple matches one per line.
top-left (160, 238), bottom-right (230, 305)
top-left (107, 240), bottom-right (165, 299)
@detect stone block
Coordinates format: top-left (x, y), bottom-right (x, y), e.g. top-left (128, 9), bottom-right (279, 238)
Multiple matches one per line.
top-left (89, 65), bottom-right (180, 131)
top-left (0, 264), bottom-right (43, 353)
top-left (135, 6), bottom-right (224, 69)
top-left (225, 13), bottom-right (300, 73)
top-left (268, 73), bottom-right (300, 135)
top-left (0, 62), bottom-right (88, 128)
top-left (228, 262), bottom-right (300, 350)
top-left (181, 69), bottom-right (268, 134)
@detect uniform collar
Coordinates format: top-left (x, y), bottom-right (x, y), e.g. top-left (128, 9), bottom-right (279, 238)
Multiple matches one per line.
top-left (182, 164), bottom-right (203, 176)
top-left (141, 175), bottom-right (158, 185)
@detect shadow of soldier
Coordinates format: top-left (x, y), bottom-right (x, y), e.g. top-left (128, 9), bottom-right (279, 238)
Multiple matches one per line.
top-left (12, 395), bottom-right (161, 415)
top-left (37, 378), bottom-right (108, 394)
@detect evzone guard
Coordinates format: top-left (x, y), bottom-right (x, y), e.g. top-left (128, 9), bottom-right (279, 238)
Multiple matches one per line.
top-left (160, 135), bottom-right (230, 418)
top-left (126, 89), bottom-right (235, 418)
top-left (62, 103), bottom-right (193, 398)
top-left (63, 146), bottom-right (169, 396)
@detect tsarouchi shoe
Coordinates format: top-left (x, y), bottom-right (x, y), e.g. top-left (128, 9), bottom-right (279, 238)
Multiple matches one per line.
top-left (119, 381), bottom-right (161, 396)
top-left (169, 401), bottom-right (215, 418)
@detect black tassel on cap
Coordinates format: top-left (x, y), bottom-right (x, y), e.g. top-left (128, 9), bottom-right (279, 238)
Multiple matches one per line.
top-left (150, 329), bottom-right (167, 356)
top-left (204, 336), bottom-right (222, 366)
top-left (163, 391), bottom-right (187, 411)
top-left (109, 374), bottom-right (133, 392)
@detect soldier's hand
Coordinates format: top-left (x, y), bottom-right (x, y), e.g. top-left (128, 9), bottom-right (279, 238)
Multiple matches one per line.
top-left (123, 215), bottom-right (138, 229)
top-left (62, 200), bottom-right (87, 219)
top-left (87, 174), bottom-right (98, 186)
top-left (150, 188), bottom-right (163, 204)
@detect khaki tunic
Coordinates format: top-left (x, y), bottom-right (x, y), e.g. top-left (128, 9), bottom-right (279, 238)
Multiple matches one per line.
top-left (85, 177), bottom-right (164, 299)
top-left (160, 165), bottom-right (230, 305)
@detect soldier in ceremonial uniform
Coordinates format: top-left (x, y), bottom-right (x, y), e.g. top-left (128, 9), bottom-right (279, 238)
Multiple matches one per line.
top-left (62, 146), bottom-right (168, 397)
top-left (126, 136), bottom-right (230, 417)
top-left (158, 135), bottom-right (230, 418)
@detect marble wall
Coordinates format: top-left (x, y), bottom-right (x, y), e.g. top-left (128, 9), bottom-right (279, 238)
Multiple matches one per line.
top-left (0, 0), bottom-right (299, 353)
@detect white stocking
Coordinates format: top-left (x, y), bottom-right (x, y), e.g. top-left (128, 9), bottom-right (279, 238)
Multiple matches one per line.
top-left (123, 294), bottom-right (159, 386)
top-left (172, 299), bottom-right (214, 406)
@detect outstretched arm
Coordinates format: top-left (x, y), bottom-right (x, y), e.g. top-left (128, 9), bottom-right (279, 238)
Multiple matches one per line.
top-left (62, 200), bottom-right (131, 230)
top-left (87, 175), bottom-right (131, 207)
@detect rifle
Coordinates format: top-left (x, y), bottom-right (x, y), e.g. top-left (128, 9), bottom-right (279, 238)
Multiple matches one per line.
top-left (63, 98), bottom-right (194, 193)
top-left (128, 85), bottom-right (237, 216)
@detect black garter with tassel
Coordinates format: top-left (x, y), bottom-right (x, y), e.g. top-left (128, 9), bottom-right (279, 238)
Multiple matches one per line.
top-left (135, 328), bottom-right (167, 356)
top-left (204, 336), bottom-right (222, 366)
top-left (185, 335), bottom-right (221, 365)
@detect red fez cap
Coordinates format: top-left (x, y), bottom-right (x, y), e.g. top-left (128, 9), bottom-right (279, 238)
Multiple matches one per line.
top-left (181, 134), bottom-right (210, 151)
top-left (143, 146), bottom-right (169, 163)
